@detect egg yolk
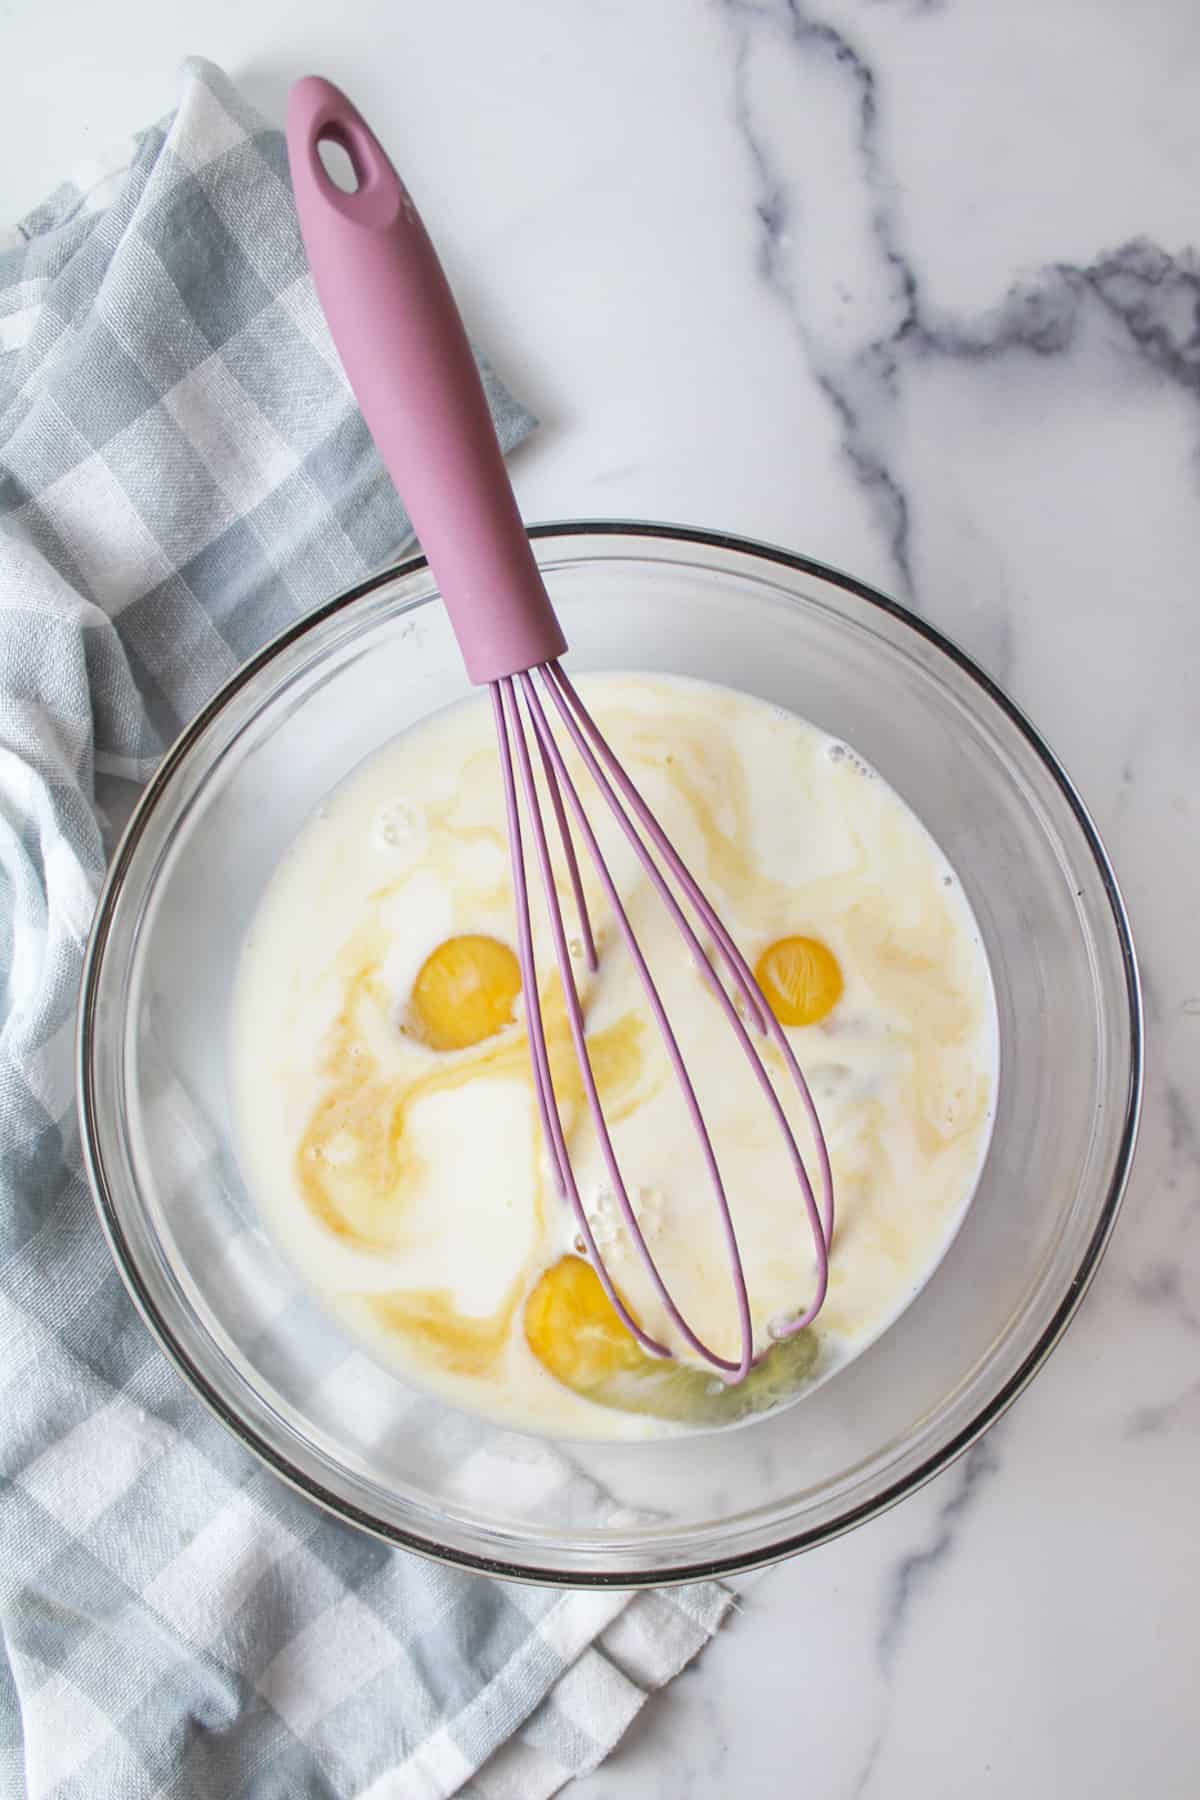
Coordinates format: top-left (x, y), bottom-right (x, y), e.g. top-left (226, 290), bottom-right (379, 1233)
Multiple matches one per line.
top-left (755, 935), bottom-right (843, 1027)
top-left (409, 934), bottom-right (522, 1051)
top-left (524, 1253), bottom-right (822, 1424)
top-left (524, 1255), bottom-right (644, 1393)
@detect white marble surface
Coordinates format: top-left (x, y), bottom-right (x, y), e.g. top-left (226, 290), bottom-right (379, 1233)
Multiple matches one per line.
top-left (5, 0), bottom-right (1198, 1793)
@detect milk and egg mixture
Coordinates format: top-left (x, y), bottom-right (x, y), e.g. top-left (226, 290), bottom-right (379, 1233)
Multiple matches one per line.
top-left (230, 674), bottom-right (997, 1439)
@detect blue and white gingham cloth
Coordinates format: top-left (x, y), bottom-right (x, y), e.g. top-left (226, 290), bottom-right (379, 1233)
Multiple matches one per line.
top-left (0, 59), bottom-right (729, 1800)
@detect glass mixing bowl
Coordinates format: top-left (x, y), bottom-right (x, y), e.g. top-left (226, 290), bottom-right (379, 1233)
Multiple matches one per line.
top-left (79, 523), bottom-right (1141, 1585)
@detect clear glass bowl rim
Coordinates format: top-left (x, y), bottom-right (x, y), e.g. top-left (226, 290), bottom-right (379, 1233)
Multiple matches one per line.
top-left (77, 520), bottom-right (1143, 1586)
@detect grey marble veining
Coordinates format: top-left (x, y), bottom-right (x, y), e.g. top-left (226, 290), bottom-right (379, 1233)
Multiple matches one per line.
top-left (723, 0), bottom-right (1200, 630)
top-left (874, 1437), bottom-right (1002, 1675)
top-left (854, 1436), bottom-right (1003, 1792)
top-left (726, 0), bottom-right (924, 593)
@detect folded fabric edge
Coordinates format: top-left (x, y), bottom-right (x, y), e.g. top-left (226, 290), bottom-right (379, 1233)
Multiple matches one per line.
top-left (350, 1582), bottom-right (732, 1800)
top-left (458, 1584), bottom-right (735, 1800)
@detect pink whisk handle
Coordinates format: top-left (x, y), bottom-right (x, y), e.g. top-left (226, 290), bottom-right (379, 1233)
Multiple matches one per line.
top-left (286, 77), bottom-right (565, 684)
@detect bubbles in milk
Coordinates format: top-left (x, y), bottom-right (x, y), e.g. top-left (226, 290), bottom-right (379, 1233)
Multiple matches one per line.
top-left (826, 739), bottom-right (875, 778)
top-left (374, 799), bottom-right (427, 862)
top-left (583, 1184), bottom-right (665, 1255)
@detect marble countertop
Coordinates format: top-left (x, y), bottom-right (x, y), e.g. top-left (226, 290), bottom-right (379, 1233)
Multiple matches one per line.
top-left (5, 1), bottom-right (1197, 1793)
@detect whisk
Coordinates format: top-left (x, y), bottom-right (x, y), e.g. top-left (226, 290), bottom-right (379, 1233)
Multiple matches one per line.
top-left (287, 78), bottom-right (832, 1383)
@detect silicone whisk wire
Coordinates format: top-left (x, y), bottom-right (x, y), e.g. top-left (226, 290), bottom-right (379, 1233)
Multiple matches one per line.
top-left (491, 662), bottom-right (833, 1382)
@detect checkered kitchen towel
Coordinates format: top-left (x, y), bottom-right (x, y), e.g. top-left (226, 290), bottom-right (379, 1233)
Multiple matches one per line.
top-left (0, 58), bottom-right (730, 1800)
